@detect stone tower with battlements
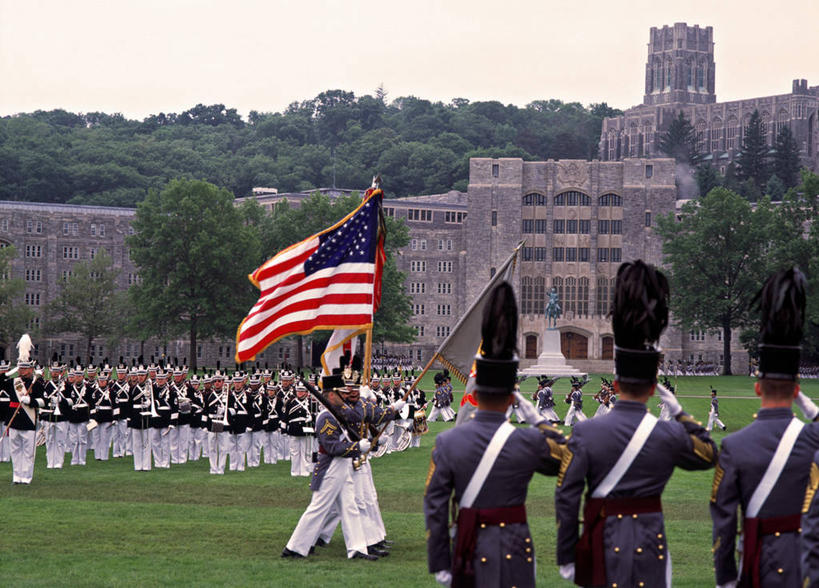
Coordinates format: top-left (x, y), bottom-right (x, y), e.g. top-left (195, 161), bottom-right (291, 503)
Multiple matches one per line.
top-left (643, 23), bottom-right (715, 106)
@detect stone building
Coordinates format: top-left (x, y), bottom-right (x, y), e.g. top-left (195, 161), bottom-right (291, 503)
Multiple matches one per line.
top-left (600, 23), bottom-right (819, 174)
top-left (0, 200), bottom-right (299, 368)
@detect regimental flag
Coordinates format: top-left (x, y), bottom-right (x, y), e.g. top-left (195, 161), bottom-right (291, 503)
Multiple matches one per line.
top-left (235, 187), bottom-right (386, 363)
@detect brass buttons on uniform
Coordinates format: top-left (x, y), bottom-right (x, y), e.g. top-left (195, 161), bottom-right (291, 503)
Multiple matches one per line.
top-left (481, 557), bottom-right (487, 563)
top-left (639, 583), bottom-right (645, 587)
top-left (499, 522), bottom-right (505, 528)
top-left (525, 548), bottom-right (531, 553)
top-left (614, 547), bottom-right (620, 552)
top-left (617, 514), bottom-right (623, 519)
top-left (775, 532), bottom-right (781, 537)
top-left (658, 554), bottom-right (664, 560)
top-left (658, 545), bottom-right (664, 550)
top-left (632, 514), bottom-right (638, 519)
top-left (480, 523), bottom-right (486, 529)
top-left (506, 554), bottom-right (512, 560)
top-left (778, 568), bottom-right (784, 574)
top-left (525, 537), bottom-right (531, 543)
top-left (527, 557), bottom-right (533, 563)
top-left (657, 533), bottom-right (663, 539)
top-left (636, 547), bottom-right (643, 553)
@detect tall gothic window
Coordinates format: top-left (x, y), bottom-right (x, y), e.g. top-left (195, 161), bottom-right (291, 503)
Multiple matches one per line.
top-left (577, 277), bottom-right (590, 317)
top-left (552, 277), bottom-right (564, 309)
top-left (520, 276), bottom-right (533, 315)
top-left (564, 277), bottom-right (577, 315)
top-left (534, 277), bottom-right (546, 315)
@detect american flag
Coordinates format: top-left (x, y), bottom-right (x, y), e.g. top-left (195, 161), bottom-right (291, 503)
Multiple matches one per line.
top-left (235, 188), bottom-right (386, 363)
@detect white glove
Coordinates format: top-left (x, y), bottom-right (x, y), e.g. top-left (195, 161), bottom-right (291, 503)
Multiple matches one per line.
top-left (513, 391), bottom-right (544, 425)
top-left (559, 563), bottom-right (575, 581)
top-left (391, 399), bottom-right (406, 413)
top-left (434, 570), bottom-right (452, 587)
top-left (20, 395), bottom-right (31, 405)
top-left (795, 392), bottom-right (819, 421)
top-left (656, 382), bottom-right (682, 417)
top-left (716, 582), bottom-right (737, 588)
top-left (358, 439), bottom-right (371, 454)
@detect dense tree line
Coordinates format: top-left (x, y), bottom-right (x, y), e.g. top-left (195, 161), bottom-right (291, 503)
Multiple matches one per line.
top-left (0, 93), bottom-right (620, 205)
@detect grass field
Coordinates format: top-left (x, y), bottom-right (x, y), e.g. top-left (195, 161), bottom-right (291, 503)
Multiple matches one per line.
top-left (2, 374), bottom-right (819, 587)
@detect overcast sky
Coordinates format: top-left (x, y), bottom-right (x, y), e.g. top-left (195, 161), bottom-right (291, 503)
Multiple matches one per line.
top-left (1, 0), bottom-right (817, 120)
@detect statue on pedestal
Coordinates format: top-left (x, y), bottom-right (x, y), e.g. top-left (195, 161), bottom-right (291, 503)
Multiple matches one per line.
top-left (545, 287), bottom-right (562, 329)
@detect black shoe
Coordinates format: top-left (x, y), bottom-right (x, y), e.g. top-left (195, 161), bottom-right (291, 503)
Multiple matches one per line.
top-left (351, 551), bottom-right (378, 561)
top-left (309, 546), bottom-right (315, 554)
top-left (281, 547), bottom-right (305, 559)
top-left (722, 425), bottom-right (727, 431)
top-left (315, 538), bottom-right (328, 547)
top-left (367, 546), bottom-right (389, 557)
top-left (379, 539), bottom-right (395, 547)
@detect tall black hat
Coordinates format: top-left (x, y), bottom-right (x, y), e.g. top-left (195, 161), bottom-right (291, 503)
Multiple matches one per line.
top-left (612, 260), bottom-right (670, 385)
top-left (474, 281), bottom-right (518, 395)
top-left (754, 267), bottom-right (806, 381)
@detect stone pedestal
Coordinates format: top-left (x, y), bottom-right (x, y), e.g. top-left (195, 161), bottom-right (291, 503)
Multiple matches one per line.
top-left (519, 330), bottom-right (586, 377)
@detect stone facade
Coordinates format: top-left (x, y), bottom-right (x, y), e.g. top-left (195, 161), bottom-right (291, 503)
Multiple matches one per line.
top-left (601, 23), bottom-right (819, 173)
top-left (0, 201), bottom-right (299, 368)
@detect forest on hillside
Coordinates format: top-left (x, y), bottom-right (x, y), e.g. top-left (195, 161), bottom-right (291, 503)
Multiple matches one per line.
top-left (0, 91), bottom-right (620, 205)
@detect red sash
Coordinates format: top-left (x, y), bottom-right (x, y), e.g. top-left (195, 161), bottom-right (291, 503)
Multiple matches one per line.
top-left (739, 513), bottom-right (801, 588)
top-left (10, 402), bottom-right (20, 408)
top-left (575, 496), bottom-right (662, 587)
top-left (452, 504), bottom-right (526, 588)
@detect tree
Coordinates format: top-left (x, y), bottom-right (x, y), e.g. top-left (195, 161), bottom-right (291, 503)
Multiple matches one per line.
top-left (0, 246), bottom-right (34, 358)
top-left (656, 188), bottom-right (775, 374)
top-left (695, 164), bottom-right (721, 198)
top-left (44, 249), bottom-right (123, 362)
top-left (659, 111), bottom-right (702, 166)
top-left (128, 179), bottom-right (261, 371)
top-left (772, 126), bottom-right (801, 189)
top-left (765, 174), bottom-right (786, 201)
top-left (737, 110), bottom-right (770, 191)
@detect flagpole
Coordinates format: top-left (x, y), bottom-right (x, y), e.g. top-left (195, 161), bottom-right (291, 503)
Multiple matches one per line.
top-left (363, 326), bottom-right (373, 383)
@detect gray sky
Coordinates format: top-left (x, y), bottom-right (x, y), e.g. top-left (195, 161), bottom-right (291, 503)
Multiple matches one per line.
top-left (1, 0), bottom-right (817, 119)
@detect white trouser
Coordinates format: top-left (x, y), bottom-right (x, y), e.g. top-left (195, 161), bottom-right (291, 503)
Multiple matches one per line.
top-left (46, 420), bottom-right (69, 468)
top-left (538, 407), bottom-right (560, 423)
top-left (285, 458), bottom-right (368, 557)
top-left (0, 420), bottom-right (10, 461)
top-left (428, 405), bottom-right (456, 422)
top-left (152, 427), bottom-right (171, 468)
top-left (229, 432), bottom-right (250, 471)
top-left (171, 424), bottom-right (190, 464)
top-left (319, 459), bottom-right (387, 546)
top-left (264, 430), bottom-right (281, 464)
top-left (10, 428), bottom-right (36, 483)
top-left (280, 432), bottom-right (291, 460)
top-left (112, 420), bottom-right (129, 457)
top-left (565, 405), bottom-right (587, 426)
top-left (248, 430), bottom-right (265, 467)
top-left (410, 431), bottom-right (422, 448)
top-left (706, 410), bottom-right (725, 431)
top-left (593, 403), bottom-right (610, 418)
top-left (68, 422), bottom-right (88, 465)
top-left (290, 436), bottom-right (313, 477)
top-left (208, 431), bottom-right (230, 474)
top-left (189, 427), bottom-right (206, 460)
top-left (131, 428), bottom-right (152, 471)
top-left (94, 422), bottom-right (113, 460)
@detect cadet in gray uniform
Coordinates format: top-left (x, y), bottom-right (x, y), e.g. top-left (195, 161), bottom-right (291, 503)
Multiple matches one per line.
top-left (801, 450), bottom-right (819, 586)
top-left (536, 377), bottom-right (560, 424)
top-left (711, 268), bottom-right (819, 588)
top-left (555, 260), bottom-right (716, 587)
top-left (706, 387), bottom-right (727, 432)
top-left (424, 282), bottom-right (567, 588)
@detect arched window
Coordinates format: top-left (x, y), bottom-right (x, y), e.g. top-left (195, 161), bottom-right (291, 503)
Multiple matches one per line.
top-left (608, 130), bottom-right (617, 161)
top-left (564, 277), bottom-right (577, 314)
top-left (578, 277), bottom-right (589, 317)
top-left (760, 111), bottom-right (771, 140)
top-left (629, 124), bottom-right (639, 157)
top-left (726, 116), bottom-right (739, 150)
top-left (696, 120), bottom-right (707, 153)
top-left (711, 117), bottom-right (723, 152)
top-left (599, 193), bottom-right (622, 207)
top-left (776, 109), bottom-right (789, 135)
top-left (642, 120), bottom-right (653, 155)
top-left (556, 191), bottom-right (590, 206)
top-left (596, 277), bottom-right (609, 316)
top-left (520, 276), bottom-right (533, 315)
top-left (522, 192), bottom-right (546, 206)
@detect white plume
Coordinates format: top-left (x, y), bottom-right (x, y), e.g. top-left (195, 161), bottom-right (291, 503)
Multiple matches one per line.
top-left (16, 333), bottom-right (33, 362)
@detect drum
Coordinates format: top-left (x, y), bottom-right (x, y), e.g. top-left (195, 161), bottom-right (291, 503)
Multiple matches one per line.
top-left (412, 409), bottom-right (429, 436)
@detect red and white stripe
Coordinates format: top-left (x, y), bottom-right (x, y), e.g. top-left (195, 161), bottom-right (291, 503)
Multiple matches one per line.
top-left (236, 238), bottom-right (375, 361)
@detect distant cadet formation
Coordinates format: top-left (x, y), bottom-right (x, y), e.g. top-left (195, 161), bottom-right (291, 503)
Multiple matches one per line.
top-left (0, 358), bottom-right (432, 484)
top-left (423, 262), bottom-right (819, 588)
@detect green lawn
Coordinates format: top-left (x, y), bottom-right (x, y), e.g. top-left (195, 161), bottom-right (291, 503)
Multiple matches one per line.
top-left (2, 374), bottom-right (818, 586)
